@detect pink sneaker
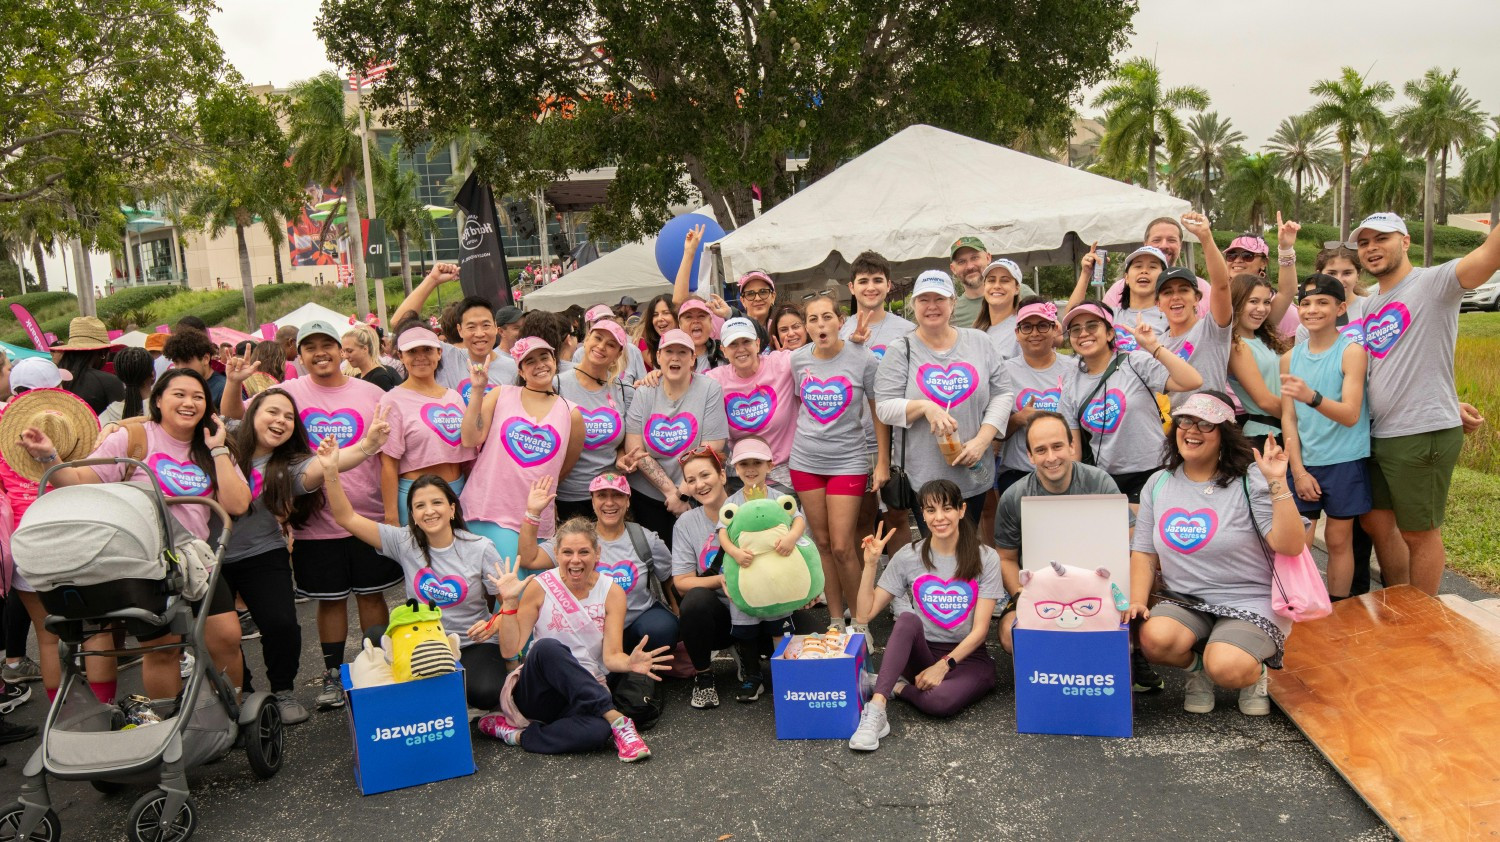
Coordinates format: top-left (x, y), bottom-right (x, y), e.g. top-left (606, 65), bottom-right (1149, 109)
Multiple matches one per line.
top-left (478, 713), bottom-right (521, 746)
top-left (611, 716), bottom-right (651, 762)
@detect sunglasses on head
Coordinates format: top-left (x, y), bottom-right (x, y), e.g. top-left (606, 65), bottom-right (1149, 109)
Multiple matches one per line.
top-left (676, 444), bottom-right (722, 468)
top-left (801, 289), bottom-right (836, 302)
top-left (1322, 240), bottom-right (1357, 250)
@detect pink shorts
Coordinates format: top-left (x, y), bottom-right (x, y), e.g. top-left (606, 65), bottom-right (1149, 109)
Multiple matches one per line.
top-left (790, 469), bottom-right (866, 497)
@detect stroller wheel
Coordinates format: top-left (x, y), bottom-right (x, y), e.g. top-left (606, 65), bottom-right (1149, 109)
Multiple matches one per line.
top-left (126, 789), bottom-right (196, 842)
top-left (0, 801), bottom-right (62, 841)
top-left (91, 780), bottom-right (126, 796)
top-left (243, 698), bottom-right (284, 779)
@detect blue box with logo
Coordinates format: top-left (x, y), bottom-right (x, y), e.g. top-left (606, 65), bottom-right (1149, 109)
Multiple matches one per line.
top-left (769, 633), bottom-right (874, 740)
top-left (1012, 628), bottom-right (1132, 738)
top-left (339, 665), bottom-right (476, 795)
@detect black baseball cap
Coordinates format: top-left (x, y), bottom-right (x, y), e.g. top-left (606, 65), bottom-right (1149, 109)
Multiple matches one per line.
top-left (1154, 266), bottom-right (1200, 294)
top-left (617, 296), bottom-right (638, 307)
top-left (1298, 273), bottom-right (1346, 302)
top-left (495, 306), bottom-right (523, 326)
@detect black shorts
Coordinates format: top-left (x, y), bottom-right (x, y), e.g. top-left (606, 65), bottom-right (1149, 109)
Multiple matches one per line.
top-left (292, 535), bottom-right (402, 600)
top-left (1110, 469), bottom-right (1157, 504)
top-left (135, 574), bottom-right (236, 642)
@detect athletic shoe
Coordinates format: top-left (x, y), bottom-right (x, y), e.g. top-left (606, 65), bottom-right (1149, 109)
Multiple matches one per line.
top-left (314, 668), bottom-right (345, 710)
top-left (179, 651), bottom-right (195, 680)
top-left (1183, 664), bottom-right (1215, 714)
top-left (735, 677), bottom-right (764, 703)
top-left (1131, 649), bottom-right (1164, 693)
top-left (1238, 665), bottom-right (1271, 716)
top-left (0, 719), bottom-right (36, 745)
top-left (610, 716), bottom-right (651, 762)
top-left (477, 712), bottom-right (521, 745)
top-left (238, 610), bottom-right (261, 641)
top-left (2, 658), bottom-right (42, 684)
top-left (690, 674), bottom-right (719, 709)
top-left (848, 703), bottom-right (889, 751)
top-left (0, 682), bottom-right (30, 715)
top-left (275, 691), bottom-right (309, 725)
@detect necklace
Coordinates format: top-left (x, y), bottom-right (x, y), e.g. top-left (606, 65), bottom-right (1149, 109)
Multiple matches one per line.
top-left (524, 385), bottom-right (556, 397)
top-left (575, 366), bottom-right (608, 387)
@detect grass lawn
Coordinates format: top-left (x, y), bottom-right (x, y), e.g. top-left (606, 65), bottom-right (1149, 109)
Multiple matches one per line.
top-left (1457, 312), bottom-right (1500, 474)
top-left (1444, 467), bottom-right (1500, 592)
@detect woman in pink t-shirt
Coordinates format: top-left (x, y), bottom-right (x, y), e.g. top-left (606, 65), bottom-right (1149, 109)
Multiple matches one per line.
top-left (20, 369), bottom-right (251, 704)
top-left (704, 316), bottom-right (797, 490)
top-left (460, 336), bottom-right (583, 567)
top-left (378, 326), bottom-right (476, 525)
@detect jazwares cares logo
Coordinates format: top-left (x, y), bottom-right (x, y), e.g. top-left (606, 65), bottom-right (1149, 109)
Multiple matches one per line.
top-left (371, 715), bottom-right (457, 745)
top-left (1026, 671), bottom-right (1117, 696)
top-left (783, 689), bottom-right (848, 709)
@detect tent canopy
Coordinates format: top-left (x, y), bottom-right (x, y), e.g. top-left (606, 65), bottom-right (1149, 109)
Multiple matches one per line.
top-left (114, 331), bottom-right (149, 349)
top-left (0, 341), bottom-right (48, 361)
top-left (705, 124), bottom-right (1193, 288)
top-left (273, 302), bottom-right (358, 335)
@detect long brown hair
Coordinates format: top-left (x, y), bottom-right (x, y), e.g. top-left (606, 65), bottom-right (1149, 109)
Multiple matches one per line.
top-left (641, 293), bottom-right (675, 369)
top-left (232, 388), bottom-right (323, 528)
top-left (1230, 274), bottom-right (1291, 354)
top-left (916, 479), bottom-right (983, 582)
top-left (1315, 246), bottom-right (1368, 297)
top-left (1160, 390), bottom-right (1255, 488)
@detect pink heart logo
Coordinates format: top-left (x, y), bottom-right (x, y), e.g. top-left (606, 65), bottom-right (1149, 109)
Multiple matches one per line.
top-left (578, 406), bottom-right (622, 450)
top-left (415, 568), bottom-right (468, 606)
top-left (1016, 387), bottom-right (1061, 412)
top-left (501, 418), bottom-right (560, 467)
top-left (916, 362), bottom-right (978, 407)
top-left (1081, 389), bottom-right (1125, 434)
top-left (724, 386), bottom-right (776, 433)
top-left (147, 454), bottom-right (211, 497)
top-left (913, 574), bottom-right (976, 629)
top-left (421, 403), bottom-right (464, 446)
top-left (301, 408), bottom-right (364, 449)
top-left (645, 412), bottom-right (698, 458)
top-left (596, 560), bottom-right (639, 592)
top-left (1159, 508), bottom-right (1218, 553)
top-left (1362, 301), bottom-right (1410, 359)
top-left (800, 376), bottom-right (853, 424)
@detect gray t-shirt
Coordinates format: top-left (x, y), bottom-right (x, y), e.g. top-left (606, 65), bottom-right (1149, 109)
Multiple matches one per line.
top-left (994, 463), bottom-right (1126, 552)
top-left (625, 375), bottom-right (729, 501)
top-left (1114, 306), bottom-right (1169, 353)
top-left (572, 342), bottom-right (647, 387)
top-left (1160, 314), bottom-right (1233, 408)
top-left (985, 318), bottom-right (1019, 361)
top-left (1131, 467), bottom-right (1289, 636)
top-left (377, 523), bottom-right (501, 646)
top-left (671, 505), bottom-right (786, 626)
top-left (841, 312), bottom-right (914, 454)
top-left (875, 328), bottom-right (1012, 498)
top-left (555, 371), bottom-right (634, 502)
top-left (1361, 260), bottom-right (1464, 437)
top-left (540, 526), bottom-right (669, 625)
top-left (999, 355), bottom-right (1073, 472)
top-left (437, 342), bottom-right (517, 405)
top-left (789, 341), bottom-right (878, 475)
top-left (1058, 351), bottom-right (1169, 474)
top-left (877, 541), bottom-right (1004, 644)
top-left (224, 454), bottom-right (311, 563)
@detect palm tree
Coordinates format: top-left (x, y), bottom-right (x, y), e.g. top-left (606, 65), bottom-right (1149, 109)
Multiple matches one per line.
top-left (1307, 67), bottom-right (1394, 240)
top-left (1394, 69), bottom-right (1489, 264)
top-left (1355, 146), bottom-right (1423, 218)
top-left (1170, 112), bottom-right (1245, 215)
top-left (1220, 153), bottom-right (1293, 231)
top-left (1092, 58), bottom-right (1209, 191)
top-left (286, 72), bottom-right (373, 319)
top-left (1462, 118), bottom-right (1500, 233)
top-left (1265, 115), bottom-right (1338, 221)
top-left (374, 144), bottom-right (430, 295)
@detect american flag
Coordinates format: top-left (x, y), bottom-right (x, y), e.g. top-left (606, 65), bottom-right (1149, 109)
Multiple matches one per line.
top-left (347, 61), bottom-right (395, 91)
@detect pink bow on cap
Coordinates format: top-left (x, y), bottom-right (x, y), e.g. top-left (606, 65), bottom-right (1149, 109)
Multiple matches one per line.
top-left (1016, 301), bottom-right (1058, 326)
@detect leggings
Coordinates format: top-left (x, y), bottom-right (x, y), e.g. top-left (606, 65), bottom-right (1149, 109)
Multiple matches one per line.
top-left (3, 589), bottom-right (30, 660)
top-left (623, 604), bottom-right (680, 653)
top-left (467, 520), bottom-right (522, 575)
top-left (678, 588), bottom-right (813, 674)
top-left (397, 475), bottom-right (466, 526)
top-left (911, 492), bottom-right (986, 538)
top-left (512, 638), bottom-right (614, 754)
top-left (458, 643), bottom-right (508, 710)
top-left (220, 547), bottom-right (301, 694)
top-left (874, 612), bottom-right (995, 718)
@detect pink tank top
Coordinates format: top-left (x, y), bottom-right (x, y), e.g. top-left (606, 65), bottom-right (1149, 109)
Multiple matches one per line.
top-left (532, 570), bottom-right (613, 679)
top-left (461, 385), bottom-right (572, 535)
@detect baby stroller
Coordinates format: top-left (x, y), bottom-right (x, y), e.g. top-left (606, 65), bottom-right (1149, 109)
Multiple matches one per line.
top-left (0, 457), bottom-right (284, 842)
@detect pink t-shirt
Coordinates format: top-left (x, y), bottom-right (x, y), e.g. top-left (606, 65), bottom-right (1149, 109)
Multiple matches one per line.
top-left (704, 350), bottom-right (796, 466)
top-left (378, 385), bottom-right (475, 473)
top-left (279, 375), bottom-right (385, 540)
top-left (462, 385), bottom-right (572, 536)
top-left (89, 422), bottom-right (246, 541)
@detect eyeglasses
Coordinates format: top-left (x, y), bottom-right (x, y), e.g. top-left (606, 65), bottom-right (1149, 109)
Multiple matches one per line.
top-left (1322, 240), bottom-right (1357, 250)
top-left (1066, 321), bottom-right (1106, 338)
top-left (1033, 598), bottom-right (1102, 620)
top-left (740, 288), bottom-right (775, 302)
top-left (800, 289), bottom-right (835, 302)
top-left (1176, 418), bottom-right (1220, 433)
top-left (676, 444), bottom-right (722, 468)
top-left (1016, 322), bottom-right (1054, 336)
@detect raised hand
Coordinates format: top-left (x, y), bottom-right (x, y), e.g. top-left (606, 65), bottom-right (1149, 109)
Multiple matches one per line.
top-left (1276, 211), bottom-right (1300, 250)
top-left (860, 522), bottom-right (896, 569)
top-left (1078, 241), bottom-right (1100, 276)
top-left (316, 435), bottom-right (342, 476)
top-left (468, 359), bottom-right (489, 392)
top-left (203, 414), bottom-right (228, 448)
top-left (1180, 211), bottom-right (1212, 242)
top-left (225, 356), bottom-right (260, 385)
top-left (525, 475), bottom-right (556, 520)
top-left (18, 427), bottom-right (56, 461)
top-left (363, 404), bottom-right (392, 451)
top-left (1253, 433), bottom-right (1290, 484)
top-left (706, 294), bottom-right (732, 319)
top-left (1120, 315), bottom-right (1159, 354)
top-left (628, 635), bottom-right (674, 680)
top-left (425, 263), bottom-right (460, 285)
top-left (683, 223), bottom-right (705, 252)
top-left (486, 557), bottom-right (527, 603)
top-left (847, 308), bottom-right (873, 345)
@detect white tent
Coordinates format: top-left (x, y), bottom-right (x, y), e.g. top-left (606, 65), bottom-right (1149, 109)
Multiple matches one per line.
top-left (522, 206), bottom-right (718, 312)
top-left (705, 124), bottom-right (1193, 288)
top-left (115, 330), bottom-right (149, 348)
top-left (273, 302), bottom-right (359, 335)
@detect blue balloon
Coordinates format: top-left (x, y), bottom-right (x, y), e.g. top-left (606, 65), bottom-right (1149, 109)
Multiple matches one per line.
top-left (654, 213), bottom-right (726, 290)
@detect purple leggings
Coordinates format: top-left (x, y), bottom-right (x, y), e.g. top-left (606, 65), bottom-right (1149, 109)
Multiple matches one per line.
top-left (874, 612), bottom-right (996, 718)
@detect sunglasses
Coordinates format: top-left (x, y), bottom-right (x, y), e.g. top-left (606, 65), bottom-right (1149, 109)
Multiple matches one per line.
top-left (1176, 418), bottom-right (1220, 433)
top-left (739, 288), bottom-right (775, 301)
top-left (1322, 240), bottom-right (1358, 250)
top-left (676, 444), bottom-right (722, 468)
top-left (1224, 250), bottom-right (1263, 261)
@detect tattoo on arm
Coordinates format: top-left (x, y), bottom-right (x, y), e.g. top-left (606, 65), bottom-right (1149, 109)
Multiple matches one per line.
top-left (1268, 480), bottom-right (1284, 495)
top-left (636, 455), bottom-right (676, 496)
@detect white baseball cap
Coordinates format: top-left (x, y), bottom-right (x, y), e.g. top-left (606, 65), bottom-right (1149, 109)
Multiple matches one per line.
top-left (9, 358), bottom-right (72, 392)
top-left (1122, 245), bottom-right (1170, 270)
top-left (911, 270), bottom-right (955, 299)
top-left (719, 317), bottom-right (759, 346)
top-left (1351, 212), bottom-right (1409, 241)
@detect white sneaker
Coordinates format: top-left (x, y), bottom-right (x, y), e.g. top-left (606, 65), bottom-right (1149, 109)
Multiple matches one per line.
top-left (1238, 665), bottom-right (1270, 716)
top-left (1183, 663), bottom-right (1215, 714)
top-left (179, 651), bottom-right (196, 680)
top-left (848, 702), bottom-right (889, 751)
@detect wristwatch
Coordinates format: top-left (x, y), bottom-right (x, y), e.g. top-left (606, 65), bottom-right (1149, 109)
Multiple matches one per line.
top-left (1309, 391), bottom-right (1324, 408)
top-left (945, 656), bottom-right (958, 669)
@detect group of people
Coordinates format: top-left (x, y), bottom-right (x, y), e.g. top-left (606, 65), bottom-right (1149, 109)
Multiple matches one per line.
top-left (0, 207), bottom-right (1491, 764)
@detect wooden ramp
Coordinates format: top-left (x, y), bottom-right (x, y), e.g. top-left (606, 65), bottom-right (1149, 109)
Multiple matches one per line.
top-left (1269, 586), bottom-right (1500, 841)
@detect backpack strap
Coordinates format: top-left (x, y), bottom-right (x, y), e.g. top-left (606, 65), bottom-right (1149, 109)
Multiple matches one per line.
top-left (100, 417), bottom-right (150, 463)
top-left (625, 521), bottom-right (671, 608)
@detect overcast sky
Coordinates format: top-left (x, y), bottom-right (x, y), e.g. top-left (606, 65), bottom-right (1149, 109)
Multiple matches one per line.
top-left (212, 0), bottom-right (1499, 150)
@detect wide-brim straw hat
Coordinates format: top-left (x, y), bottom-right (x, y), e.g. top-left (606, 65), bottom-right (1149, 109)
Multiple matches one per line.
top-left (51, 317), bottom-right (118, 352)
top-left (0, 387), bottom-right (102, 483)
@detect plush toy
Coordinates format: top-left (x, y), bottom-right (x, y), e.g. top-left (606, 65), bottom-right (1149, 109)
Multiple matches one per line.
top-left (719, 495), bottom-right (823, 618)
top-left (349, 638), bottom-right (396, 689)
top-left (1015, 562), bottom-right (1127, 632)
top-left (382, 599), bottom-right (461, 682)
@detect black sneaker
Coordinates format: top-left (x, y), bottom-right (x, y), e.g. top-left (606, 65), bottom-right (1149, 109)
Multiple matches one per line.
top-left (735, 677), bottom-right (765, 703)
top-left (0, 682), bottom-right (30, 715)
top-left (0, 719), bottom-right (36, 745)
top-left (1131, 649), bottom-right (1164, 693)
top-left (238, 610), bottom-right (261, 641)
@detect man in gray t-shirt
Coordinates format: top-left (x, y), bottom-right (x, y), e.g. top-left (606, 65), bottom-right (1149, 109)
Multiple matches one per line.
top-left (1351, 212), bottom-right (1500, 595)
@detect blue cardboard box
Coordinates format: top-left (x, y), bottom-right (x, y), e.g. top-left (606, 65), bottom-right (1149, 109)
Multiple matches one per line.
top-left (1013, 628), bottom-right (1132, 738)
top-left (340, 664), bottom-right (476, 795)
top-left (769, 633), bottom-right (873, 740)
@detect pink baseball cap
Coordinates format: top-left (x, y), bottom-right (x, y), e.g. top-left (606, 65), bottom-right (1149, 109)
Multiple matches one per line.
top-left (730, 436), bottom-right (773, 465)
top-left (677, 298), bottom-right (712, 317)
top-left (658, 328), bottom-right (695, 352)
top-left (396, 326), bottom-right (443, 351)
top-left (588, 473), bottom-right (630, 496)
top-left (1060, 301), bottom-right (1114, 331)
top-left (737, 270), bottom-right (774, 291)
top-left (1225, 235), bottom-right (1269, 256)
top-left (509, 336), bottom-right (555, 364)
top-left (1016, 301), bottom-right (1060, 326)
top-left (585, 304), bottom-right (614, 323)
top-left (589, 319), bottom-right (629, 349)
top-left (1172, 392), bottom-right (1236, 426)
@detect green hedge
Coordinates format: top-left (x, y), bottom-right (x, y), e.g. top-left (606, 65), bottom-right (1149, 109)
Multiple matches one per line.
top-left (253, 282), bottom-right (311, 303)
top-left (96, 286), bottom-right (181, 320)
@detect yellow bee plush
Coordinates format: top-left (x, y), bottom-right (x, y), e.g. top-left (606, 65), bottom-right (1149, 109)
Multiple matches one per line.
top-left (382, 599), bottom-right (460, 683)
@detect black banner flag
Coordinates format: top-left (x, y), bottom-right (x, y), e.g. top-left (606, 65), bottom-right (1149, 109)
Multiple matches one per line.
top-left (453, 170), bottom-right (515, 309)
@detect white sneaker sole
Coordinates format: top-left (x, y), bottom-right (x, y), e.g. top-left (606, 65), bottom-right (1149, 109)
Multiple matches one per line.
top-left (848, 720), bottom-right (890, 751)
top-left (1183, 697), bottom-right (1215, 714)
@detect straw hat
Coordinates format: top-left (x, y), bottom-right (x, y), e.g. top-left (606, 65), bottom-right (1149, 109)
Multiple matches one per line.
top-left (0, 387), bottom-right (102, 482)
top-left (52, 317), bottom-right (117, 351)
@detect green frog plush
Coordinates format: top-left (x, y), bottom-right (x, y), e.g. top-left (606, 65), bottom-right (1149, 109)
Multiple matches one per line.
top-left (719, 495), bottom-right (823, 618)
